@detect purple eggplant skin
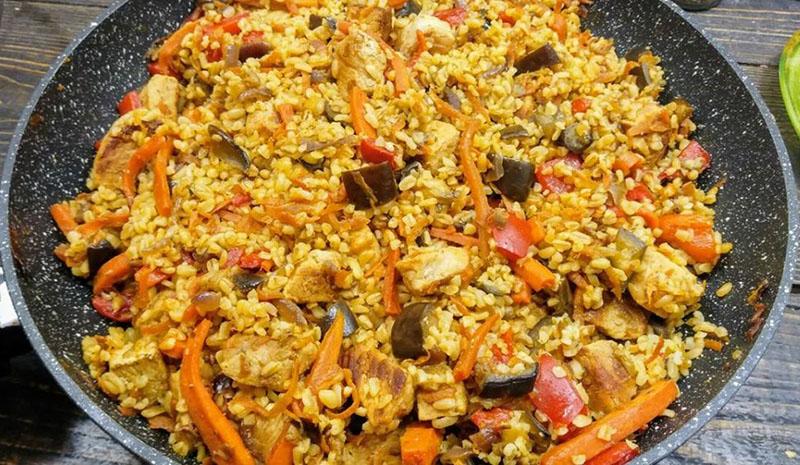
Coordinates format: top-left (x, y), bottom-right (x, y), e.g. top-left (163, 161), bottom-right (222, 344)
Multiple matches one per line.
top-left (391, 302), bottom-right (430, 359)
top-left (478, 365), bottom-right (538, 398)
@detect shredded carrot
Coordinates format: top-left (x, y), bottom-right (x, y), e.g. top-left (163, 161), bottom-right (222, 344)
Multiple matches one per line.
top-left (636, 209), bottom-right (659, 229)
top-left (511, 282), bottom-right (531, 304)
top-left (390, 54), bottom-right (411, 95)
top-left (277, 103), bottom-right (295, 126)
top-left (549, 0), bottom-right (567, 42)
top-left (646, 337), bottom-right (664, 364)
top-left (159, 337), bottom-right (186, 359)
top-left (704, 338), bottom-right (724, 352)
top-left (75, 211), bottom-right (130, 235)
top-left (467, 92), bottom-right (490, 120)
top-left (328, 368), bottom-right (361, 419)
top-left (453, 313), bottom-right (500, 381)
top-left (449, 296), bottom-right (471, 316)
top-left (350, 86), bottom-right (376, 139)
top-left (337, 20), bottom-right (351, 34)
top-left (431, 94), bottom-right (464, 121)
top-left (123, 136), bottom-right (168, 200)
top-left (364, 253), bottom-right (388, 278)
top-left (140, 319), bottom-right (171, 336)
top-left (180, 320), bottom-right (256, 465)
top-left (153, 140), bottom-right (173, 217)
top-left (658, 213), bottom-right (719, 263)
top-left (430, 227), bottom-right (479, 247)
top-left (458, 119), bottom-right (490, 259)
top-left (50, 203), bottom-right (78, 235)
top-left (410, 30), bottom-right (427, 66)
top-left (308, 311), bottom-right (344, 391)
top-left (383, 248), bottom-right (402, 316)
top-left (155, 20), bottom-right (198, 76)
top-left (267, 434), bottom-right (294, 465)
top-left (263, 358), bottom-right (301, 418)
top-left (513, 258), bottom-right (556, 292)
top-left (93, 253), bottom-right (132, 294)
top-left (388, 0), bottom-right (407, 7)
top-left (540, 380), bottom-right (678, 465)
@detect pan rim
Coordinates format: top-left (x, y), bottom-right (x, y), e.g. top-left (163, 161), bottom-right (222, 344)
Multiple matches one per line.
top-left (0, 1), bottom-right (796, 464)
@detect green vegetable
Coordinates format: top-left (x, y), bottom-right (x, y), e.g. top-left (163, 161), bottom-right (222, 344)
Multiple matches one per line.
top-left (780, 31), bottom-right (800, 138)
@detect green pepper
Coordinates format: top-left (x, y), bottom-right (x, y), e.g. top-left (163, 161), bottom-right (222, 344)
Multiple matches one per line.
top-left (780, 31), bottom-right (800, 138)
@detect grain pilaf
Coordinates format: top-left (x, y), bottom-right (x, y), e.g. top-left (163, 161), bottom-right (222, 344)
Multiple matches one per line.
top-left (50, 0), bottom-right (732, 463)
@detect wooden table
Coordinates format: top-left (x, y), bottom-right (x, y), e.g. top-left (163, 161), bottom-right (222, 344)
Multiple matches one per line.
top-left (0, 1), bottom-right (798, 464)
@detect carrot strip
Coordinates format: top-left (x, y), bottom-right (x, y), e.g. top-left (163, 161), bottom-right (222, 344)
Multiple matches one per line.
top-left (50, 203), bottom-right (78, 235)
top-left (267, 434), bottom-right (294, 465)
top-left (430, 227), bottom-right (479, 247)
top-left (453, 313), bottom-right (500, 381)
top-left (140, 319), bottom-right (171, 336)
top-left (458, 119), bottom-right (490, 258)
top-left (307, 310), bottom-right (344, 391)
top-left (153, 141), bottom-right (173, 217)
top-left (400, 424), bottom-right (442, 465)
top-left (511, 282), bottom-right (531, 304)
top-left (528, 218), bottom-right (546, 244)
top-left (75, 211), bottom-right (130, 235)
top-left (388, 0), bottom-right (407, 7)
top-left (123, 136), bottom-right (168, 200)
top-left (540, 380), bottom-right (679, 465)
top-left (658, 213), bottom-right (719, 263)
top-left (467, 92), bottom-right (490, 120)
top-left (277, 103), bottom-right (295, 126)
top-left (409, 30), bottom-right (427, 66)
top-left (383, 248), bottom-right (402, 316)
top-left (93, 253), bottom-right (132, 294)
top-left (513, 258), bottom-right (556, 292)
top-left (180, 320), bottom-right (256, 465)
top-left (704, 339), bottom-right (724, 352)
top-left (431, 94), bottom-right (464, 121)
top-left (350, 86), bottom-right (376, 139)
top-left (646, 337), bottom-right (664, 364)
top-left (134, 266), bottom-right (168, 308)
top-left (262, 358), bottom-right (301, 418)
top-left (155, 20), bottom-right (197, 76)
top-left (390, 54), bottom-right (411, 95)
top-left (549, 0), bottom-right (567, 42)
top-left (328, 368), bottom-right (361, 419)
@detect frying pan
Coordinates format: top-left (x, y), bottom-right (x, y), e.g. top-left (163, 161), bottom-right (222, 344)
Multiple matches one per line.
top-left (0, 0), bottom-right (796, 464)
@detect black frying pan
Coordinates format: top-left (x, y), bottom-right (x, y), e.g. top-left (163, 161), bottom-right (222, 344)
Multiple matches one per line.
top-left (0, 0), bottom-right (797, 464)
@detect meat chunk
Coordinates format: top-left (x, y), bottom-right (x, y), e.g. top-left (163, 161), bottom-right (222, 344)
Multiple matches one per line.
top-left (89, 113), bottom-right (141, 189)
top-left (215, 334), bottom-right (315, 391)
top-left (139, 74), bottom-right (182, 119)
top-left (417, 383), bottom-right (467, 421)
top-left (241, 413), bottom-right (290, 461)
top-left (627, 247), bottom-right (704, 319)
top-left (396, 15), bottom-right (455, 57)
top-left (585, 296), bottom-right (648, 341)
top-left (574, 340), bottom-right (637, 413)
top-left (396, 246), bottom-right (470, 295)
top-left (349, 6), bottom-right (393, 42)
top-left (331, 30), bottom-right (387, 93)
top-left (342, 431), bottom-right (402, 464)
top-left (98, 336), bottom-right (168, 405)
top-left (425, 120), bottom-right (460, 165)
top-left (283, 250), bottom-right (342, 303)
top-left (342, 347), bottom-right (415, 433)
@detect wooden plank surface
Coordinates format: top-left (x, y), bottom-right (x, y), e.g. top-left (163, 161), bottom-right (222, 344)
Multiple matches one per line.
top-left (0, 1), bottom-right (798, 464)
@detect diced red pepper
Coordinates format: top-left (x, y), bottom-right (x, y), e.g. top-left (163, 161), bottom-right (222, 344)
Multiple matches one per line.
top-left (572, 98), bottom-right (591, 114)
top-left (359, 139), bottom-right (396, 168)
top-left (471, 407), bottom-right (514, 432)
top-left (238, 252), bottom-right (263, 270)
top-left (536, 154), bottom-right (582, 194)
top-left (585, 442), bottom-right (640, 465)
top-left (491, 330), bottom-right (515, 364)
top-left (530, 353), bottom-right (585, 426)
top-left (499, 11), bottom-right (516, 25)
top-left (433, 7), bottom-right (467, 27)
top-left (206, 47), bottom-right (223, 62)
top-left (492, 212), bottom-right (533, 261)
top-left (92, 293), bottom-right (133, 322)
top-left (678, 140), bottom-right (711, 174)
top-left (117, 91), bottom-right (142, 115)
top-left (625, 183), bottom-right (653, 202)
top-left (203, 12), bottom-right (249, 36)
top-left (225, 247), bottom-right (243, 268)
top-left (148, 62), bottom-right (168, 76)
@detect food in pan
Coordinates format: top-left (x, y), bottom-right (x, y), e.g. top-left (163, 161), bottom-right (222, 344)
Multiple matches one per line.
top-left (50, 0), bottom-right (731, 463)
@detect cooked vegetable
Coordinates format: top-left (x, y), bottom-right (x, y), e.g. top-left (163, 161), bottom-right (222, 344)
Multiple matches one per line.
top-left (678, 140), bottom-right (711, 174)
top-left (134, 266), bottom-right (168, 308)
top-left (240, 40), bottom-right (272, 61)
top-left (308, 310), bottom-right (344, 391)
top-left (398, 160), bottom-right (422, 180)
top-left (123, 136), bottom-right (169, 200)
top-left (267, 435), bottom-right (295, 465)
top-left (153, 140), bottom-right (172, 217)
top-left (322, 299), bottom-right (358, 337)
top-left (613, 229), bottom-right (646, 271)
top-left (93, 253), bottom-right (132, 294)
top-left (429, 227), bottom-right (479, 247)
top-left (444, 87), bottom-right (462, 110)
top-left (657, 213), bottom-right (718, 263)
top-left (400, 424), bottom-right (442, 465)
top-left (539, 380), bottom-right (678, 465)
top-left (612, 151), bottom-right (644, 176)
top-left (625, 183), bottom-right (652, 202)
top-left (630, 62), bottom-right (652, 89)
top-left (561, 123), bottom-right (593, 153)
top-left (391, 302), bottom-right (429, 359)
top-left (549, 1), bottom-right (567, 41)
top-left (342, 162), bottom-right (399, 209)
top-left (623, 45), bottom-right (650, 61)
top-left (300, 135), bottom-right (356, 153)
top-left (50, 203), bottom-right (77, 235)
top-left (433, 7), bottom-right (467, 27)
top-left (492, 211), bottom-right (533, 261)
top-left (383, 248), bottom-right (402, 316)
top-left (209, 125), bottom-right (250, 171)
top-left (572, 98), bottom-right (590, 114)
top-left (554, 279), bottom-right (572, 314)
top-left (350, 86), bottom-right (377, 138)
top-left (180, 319), bottom-right (256, 465)
top-left (87, 240), bottom-right (118, 276)
top-left (150, 20), bottom-right (197, 76)
top-left (309, 13), bottom-right (324, 29)
top-left (477, 365), bottom-right (538, 398)
top-left (515, 44), bottom-right (560, 75)
top-left (273, 299), bottom-right (307, 325)
top-left (458, 120), bottom-right (490, 257)
top-left (360, 139), bottom-right (396, 168)
top-left (117, 91), bottom-right (142, 115)
top-left (395, 0), bottom-right (422, 17)
top-left (513, 258), bottom-right (555, 291)
top-left (91, 293), bottom-right (132, 322)
top-left (233, 271), bottom-right (264, 293)
top-left (584, 442), bottom-right (639, 465)
top-left (192, 290), bottom-right (221, 313)
top-left (536, 154), bottom-right (582, 194)
top-left (780, 31), bottom-right (800, 138)
top-left (533, 112), bottom-right (561, 140)
top-left (529, 353), bottom-right (584, 426)
top-left (471, 407), bottom-right (513, 431)
top-left (499, 124), bottom-right (529, 140)
top-left (453, 313), bottom-right (500, 381)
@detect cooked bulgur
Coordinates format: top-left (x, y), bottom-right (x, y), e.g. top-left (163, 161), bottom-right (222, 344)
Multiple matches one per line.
top-left (50, 0), bottom-right (730, 464)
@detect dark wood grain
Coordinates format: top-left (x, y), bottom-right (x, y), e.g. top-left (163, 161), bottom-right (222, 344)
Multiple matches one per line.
top-left (0, 1), bottom-right (798, 465)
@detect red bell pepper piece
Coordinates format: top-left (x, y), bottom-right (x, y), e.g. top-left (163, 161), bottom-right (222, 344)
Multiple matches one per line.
top-left (492, 212), bottom-right (533, 261)
top-left (677, 140), bottom-right (710, 173)
top-left (536, 154), bottom-right (582, 194)
top-left (92, 293), bottom-right (133, 322)
top-left (204, 12), bottom-right (249, 36)
top-left (117, 91), bottom-right (142, 115)
top-left (499, 11), bottom-right (516, 25)
top-left (359, 139), bottom-right (396, 168)
top-left (433, 7), bottom-right (467, 27)
top-left (585, 442), bottom-right (639, 465)
top-left (471, 407), bottom-right (514, 432)
top-left (572, 98), bottom-right (591, 114)
top-left (625, 183), bottom-right (653, 202)
top-left (238, 252), bottom-right (263, 270)
top-left (530, 353), bottom-right (585, 426)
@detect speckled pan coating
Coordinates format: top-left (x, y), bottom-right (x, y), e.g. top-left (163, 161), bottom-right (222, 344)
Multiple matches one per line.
top-left (0, 0), bottom-right (796, 464)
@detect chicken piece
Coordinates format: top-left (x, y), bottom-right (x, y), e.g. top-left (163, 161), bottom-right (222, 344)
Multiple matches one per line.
top-left (396, 246), bottom-right (470, 295)
top-left (342, 347), bottom-right (415, 433)
top-left (628, 247), bottom-right (705, 319)
top-left (215, 334), bottom-right (315, 391)
top-left (585, 296), bottom-right (648, 341)
top-left (241, 413), bottom-right (290, 461)
top-left (139, 74), bottom-right (182, 119)
top-left (417, 383), bottom-right (468, 421)
top-left (575, 340), bottom-right (637, 413)
top-left (89, 113), bottom-right (141, 189)
top-left (396, 15), bottom-right (455, 57)
top-left (99, 336), bottom-right (168, 405)
top-left (331, 30), bottom-right (387, 93)
top-left (342, 431), bottom-right (402, 464)
top-left (283, 250), bottom-right (342, 303)
top-left (425, 120), bottom-right (460, 167)
top-left (349, 6), bottom-right (393, 42)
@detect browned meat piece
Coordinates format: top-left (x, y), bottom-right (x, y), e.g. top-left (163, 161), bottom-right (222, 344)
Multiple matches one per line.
top-left (342, 431), bottom-right (402, 464)
top-left (342, 347), bottom-right (415, 433)
top-left (215, 334), bottom-right (315, 391)
top-left (396, 246), bottom-right (470, 295)
top-left (416, 383), bottom-right (467, 421)
top-left (283, 250), bottom-right (342, 303)
top-left (575, 340), bottom-right (637, 413)
top-left (396, 15), bottom-right (455, 57)
top-left (585, 296), bottom-right (648, 341)
top-left (331, 30), bottom-right (387, 93)
top-left (349, 6), bottom-right (393, 42)
top-left (627, 247), bottom-right (704, 319)
top-left (89, 114), bottom-right (141, 190)
top-left (98, 336), bottom-right (168, 406)
top-left (241, 413), bottom-right (290, 461)
top-left (139, 74), bottom-right (181, 119)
